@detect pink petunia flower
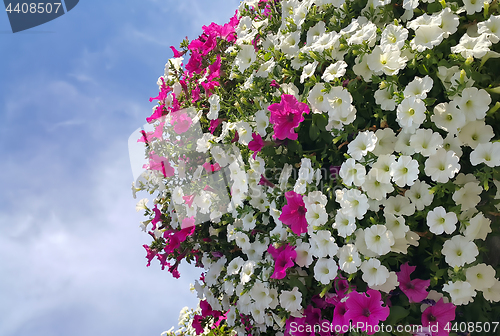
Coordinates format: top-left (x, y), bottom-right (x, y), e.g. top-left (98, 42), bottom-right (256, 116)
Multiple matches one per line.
top-left (248, 132), bottom-right (266, 159)
top-left (268, 94), bottom-right (310, 140)
top-left (148, 152), bottom-right (175, 177)
top-left (267, 243), bottom-right (296, 279)
top-left (182, 194), bottom-right (195, 208)
top-left (279, 191), bottom-right (308, 235)
top-left (332, 301), bottom-right (350, 330)
top-left (209, 118), bottom-right (222, 134)
top-left (170, 111), bottom-right (193, 134)
top-left (397, 262), bottom-right (431, 303)
top-left (421, 298), bottom-right (456, 336)
top-left (202, 162), bottom-right (221, 173)
top-left (344, 289), bottom-right (390, 335)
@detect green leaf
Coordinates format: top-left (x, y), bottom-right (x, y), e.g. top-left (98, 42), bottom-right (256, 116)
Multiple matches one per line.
top-left (314, 113), bottom-right (329, 131)
top-left (386, 306), bottom-right (410, 325)
top-left (309, 123), bottom-right (320, 141)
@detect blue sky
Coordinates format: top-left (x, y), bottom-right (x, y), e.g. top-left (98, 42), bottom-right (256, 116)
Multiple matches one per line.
top-left (0, 1), bottom-right (240, 335)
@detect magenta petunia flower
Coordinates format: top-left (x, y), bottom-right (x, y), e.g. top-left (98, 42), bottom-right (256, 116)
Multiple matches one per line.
top-left (421, 298), bottom-right (456, 336)
top-left (279, 190), bottom-right (308, 235)
top-left (397, 262), bottom-right (431, 303)
top-left (344, 289), bottom-right (390, 335)
top-left (209, 118), bottom-right (222, 133)
top-left (332, 301), bottom-right (349, 330)
top-left (248, 132), bottom-right (266, 159)
top-left (268, 94), bottom-right (310, 140)
top-left (148, 152), bottom-right (175, 177)
top-left (170, 111), bottom-right (193, 134)
top-left (267, 243), bottom-right (296, 279)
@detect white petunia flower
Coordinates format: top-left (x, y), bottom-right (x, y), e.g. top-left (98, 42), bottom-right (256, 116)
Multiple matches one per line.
top-left (438, 8), bottom-right (460, 38)
top-left (308, 83), bottom-right (331, 113)
top-left (339, 158), bottom-right (366, 187)
top-left (478, 15), bottom-right (500, 43)
top-left (337, 188), bottom-right (369, 219)
top-left (451, 33), bottom-right (492, 59)
top-left (304, 190), bottom-right (328, 207)
top-left (443, 281), bottom-right (477, 305)
top-left (458, 120), bottom-right (494, 149)
top-left (337, 244), bottom-right (361, 274)
top-left (306, 21), bottom-right (326, 45)
top-left (452, 181), bottom-right (482, 211)
top-left (353, 54), bottom-right (373, 82)
top-left (305, 203), bottom-right (328, 227)
top-left (442, 134), bottom-right (463, 157)
top-left (380, 24), bottom-right (409, 49)
top-left (240, 260), bottom-right (256, 284)
top-left (410, 22), bottom-right (444, 52)
top-left (426, 206), bottom-right (457, 235)
top-left (394, 131), bottom-right (416, 155)
top-left (314, 257), bottom-right (339, 285)
top-left (483, 280), bottom-right (500, 302)
top-left (354, 228), bottom-right (379, 258)
top-left (300, 61), bottom-right (318, 83)
top-left (463, 212), bottom-right (492, 241)
top-left (309, 230), bottom-right (339, 258)
top-left (347, 131), bottom-right (377, 161)
top-left (470, 142), bottom-right (500, 167)
top-left (410, 129), bottom-right (444, 157)
top-left (322, 61), bottom-right (348, 82)
top-left (295, 242), bottom-right (314, 267)
top-left (384, 195), bottom-right (415, 216)
top-left (390, 155), bottom-right (419, 187)
top-left (255, 58), bottom-right (275, 77)
top-left (227, 256), bottom-right (245, 275)
top-left (234, 232), bottom-right (251, 250)
top-left (207, 94), bottom-right (221, 120)
top-left (279, 30), bottom-right (301, 57)
top-left (360, 258), bottom-right (390, 286)
top-left (371, 154), bottom-right (396, 183)
top-left (403, 75), bottom-right (433, 99)
top-left (431, 102), bottom-right (466, 134)
top-left (235, 44), bottom-right (257, 73)
top-left (466, 263), bottom-right (496, 291)
top-left (333, 211), bottom-right (357, 237)
top-left (384, 213), bottom-right (409, 239)
top-left (424, 148), bottom-right (460, 183)
top-left (372, 129), bottom-right (396, 156)
top-left (279, 287), bottom-right (303, 313)
top-left (364, 225), bottom-right (395, 255)
top-left (454, 87), bottom-right (491, 122)
top-left (442, 235), bottom-right (478, 267)
top-left (370, 271), bottom-right (399, 293)
top-left (463, 0), bottom-right (491, 15)
top-left (406, 180), bottom-right (434, 211)
top-left (196, 133), bottom-right (215, 153)
top-left (374, 87), bottom-right (397, 111)
top-left (366, 44), bottom-right (408, 76)
top-left (136, 198), bottom-right (149, 212)
top-left (255, 109), bottom-right (269, 136)
top-left (362, 170), bottom-right (394, 201)
top-left (396, 97), bottom-right (426, 133)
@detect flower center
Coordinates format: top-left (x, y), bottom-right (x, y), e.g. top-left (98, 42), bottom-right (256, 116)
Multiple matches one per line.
top-left (298, 205), bottom-right (306, 216)
top-left (428, 313), bottom-right (437, 322)
top-left (287, 113), bottom-right (295, 123)
top-left (363, 308), bottom-right (371, 317)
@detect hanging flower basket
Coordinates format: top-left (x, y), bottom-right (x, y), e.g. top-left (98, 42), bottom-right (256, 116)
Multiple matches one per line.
top-left (132, 0), bottom-right (500, 335)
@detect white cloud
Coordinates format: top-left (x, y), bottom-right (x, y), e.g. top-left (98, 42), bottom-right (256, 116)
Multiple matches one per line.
top-left (0, 0), bottom-right (245, 334)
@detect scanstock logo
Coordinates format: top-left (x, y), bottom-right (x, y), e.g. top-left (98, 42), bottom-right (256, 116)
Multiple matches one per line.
top-left (4, 0), bottom-right (79, 33)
